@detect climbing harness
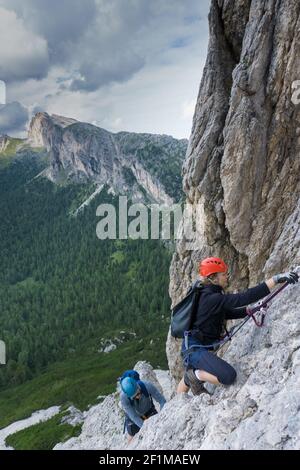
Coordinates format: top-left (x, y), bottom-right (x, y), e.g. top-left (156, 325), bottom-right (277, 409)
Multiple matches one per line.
top-left (182, 268), bottom-right (300, 366)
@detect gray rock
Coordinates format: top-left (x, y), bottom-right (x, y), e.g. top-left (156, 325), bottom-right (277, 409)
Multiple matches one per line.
top-left (102, 343), bottom-right (117, 354)
top-left (167, 0), bottom-right (300, 383)
top-left (162, 0), bottom-right (300, 449)
top-left (61, 406), bottom-right (84, 427)
top-left (27, 112), bottom-right (187, 204)
top-left (133, 361), bottom-right (164, 396)
top-left (54, 393), bottom-right (126, 450)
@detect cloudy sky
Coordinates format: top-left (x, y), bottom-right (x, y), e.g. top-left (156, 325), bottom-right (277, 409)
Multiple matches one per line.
top-left (0, 0), bottom-right (210, 139)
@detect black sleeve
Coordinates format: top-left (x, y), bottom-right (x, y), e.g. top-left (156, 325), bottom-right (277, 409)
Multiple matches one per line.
top-left (224, 306), bottom-right (248, 320)
top-left (212, 282), bottom-right (270, 313)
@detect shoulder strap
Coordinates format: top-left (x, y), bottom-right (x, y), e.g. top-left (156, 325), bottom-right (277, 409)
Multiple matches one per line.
top-left (138, 381), bottom-right (155, 407)
top-left (138, 380), bottom-right (149, 397)
top-left (189, 281), bottom-right (204, 329)
top-left (193, 279), bottom-right (204, 291)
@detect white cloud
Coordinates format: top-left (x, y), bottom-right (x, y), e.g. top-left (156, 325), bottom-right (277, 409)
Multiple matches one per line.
top-left (0, 0), bottom-right (97, 64)
top-left (182, 99), bottom-right (197, 120)
top-left (0, 80), bottom-right (6, 105)
top-left (0, 7), bottom-right (49, 82)
top-left (1, 0), bottom-right (210, 139)
top-left (0, 101), bottom-right (29, 136)
top-left (8, 48), bottom-right (206, 139)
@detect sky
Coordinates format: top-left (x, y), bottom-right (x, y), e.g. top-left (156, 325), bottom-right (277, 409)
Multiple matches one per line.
top-left (0, 0), bottom-right (210, 139)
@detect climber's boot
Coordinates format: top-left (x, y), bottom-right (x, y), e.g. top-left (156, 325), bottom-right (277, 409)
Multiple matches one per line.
top-left (184, 369), bottom-right (210, 396)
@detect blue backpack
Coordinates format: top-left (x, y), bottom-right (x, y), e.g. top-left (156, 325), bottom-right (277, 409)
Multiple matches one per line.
top-left (120, 370), bottom-right (149, 400)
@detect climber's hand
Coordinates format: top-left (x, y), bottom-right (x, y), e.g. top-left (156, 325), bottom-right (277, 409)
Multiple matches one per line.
top-left (273, 271), bottom-right (299, 285)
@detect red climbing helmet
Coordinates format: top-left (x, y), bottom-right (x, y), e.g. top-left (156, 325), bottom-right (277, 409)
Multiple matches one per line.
top-left (199, 257), bottom-right (228, 277)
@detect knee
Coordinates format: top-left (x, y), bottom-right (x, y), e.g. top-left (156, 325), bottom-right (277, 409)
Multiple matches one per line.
top-left (219, 366), bottom-right (237, 386)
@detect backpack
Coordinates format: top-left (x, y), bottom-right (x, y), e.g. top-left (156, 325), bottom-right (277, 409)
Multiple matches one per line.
top-left (120, 369), bottom-right (150, 400)
top-left (171, 280), bottom-right (204, 338)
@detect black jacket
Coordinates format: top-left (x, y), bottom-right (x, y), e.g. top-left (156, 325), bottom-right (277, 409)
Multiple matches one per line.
top-left (191, 282), bottom-right (270, 345)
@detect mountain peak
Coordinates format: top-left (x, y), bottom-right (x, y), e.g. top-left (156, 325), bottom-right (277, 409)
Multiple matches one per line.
top-left (50, 114), bottom-right (78, 128)
top-left (26, 112), bottom-right (187, 203)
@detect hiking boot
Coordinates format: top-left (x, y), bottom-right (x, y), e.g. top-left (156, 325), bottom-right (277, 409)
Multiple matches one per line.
top-left (184, 369), bottom-right (210, 396)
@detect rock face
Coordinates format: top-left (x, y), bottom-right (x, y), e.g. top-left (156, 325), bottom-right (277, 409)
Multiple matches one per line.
top-left (54, 393), bottom-right (127, 450)
top-left (168, 0), bottom-right (300, 383)
top-left (133, 283), bottom-right (300, 449)
top-left (27, 112), bottom-right (187, 204)
top-left (61, 406), bottom-right (84, 427)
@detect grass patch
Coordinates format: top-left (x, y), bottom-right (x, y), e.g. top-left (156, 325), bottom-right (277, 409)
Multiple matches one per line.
top-left (125, 261), bottom-right (139, 281)
top-left (5, 410), bottom-right (82, 450)
top-left (111, 250), bottom-right (125, 264)
top-left (0, 138), bottom-right (24, 168)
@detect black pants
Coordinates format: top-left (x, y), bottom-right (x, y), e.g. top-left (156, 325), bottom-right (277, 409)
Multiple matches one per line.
top-left (183, 344), bottom-right (237, 385)
top-left (124, 407), bottom-right (157, 437)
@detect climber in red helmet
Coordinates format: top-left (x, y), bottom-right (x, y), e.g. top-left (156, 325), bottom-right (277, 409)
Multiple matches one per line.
top-left (177, 257), bottom-right (299, 395)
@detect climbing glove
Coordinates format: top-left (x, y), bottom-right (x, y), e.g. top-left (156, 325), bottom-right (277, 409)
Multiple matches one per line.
top-left (273, 271), bottom-right (299, 285)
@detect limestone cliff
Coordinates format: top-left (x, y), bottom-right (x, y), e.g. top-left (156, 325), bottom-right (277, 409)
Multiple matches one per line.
top-left (168, 0), bottom-right (300, 382)
top-left (27, 112), bottom-right (187, 204)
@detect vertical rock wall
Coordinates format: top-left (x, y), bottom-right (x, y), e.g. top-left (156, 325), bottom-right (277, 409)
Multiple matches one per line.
top-left (168, 0), bottom-right (300, 381)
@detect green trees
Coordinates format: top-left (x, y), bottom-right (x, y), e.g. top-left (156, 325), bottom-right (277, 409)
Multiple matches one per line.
top-left (0, 155), bottom-right (171, 389)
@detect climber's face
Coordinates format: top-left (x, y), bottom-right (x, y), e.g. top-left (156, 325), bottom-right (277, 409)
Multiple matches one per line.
top-left (216, 271), bottom-right (229, 289)
top-left (133, 389), bottom-right (142, 400)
